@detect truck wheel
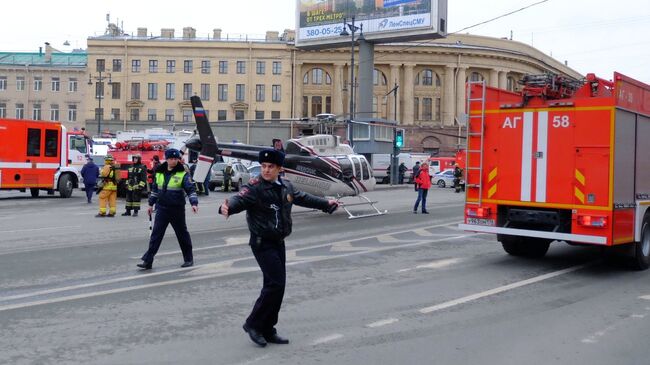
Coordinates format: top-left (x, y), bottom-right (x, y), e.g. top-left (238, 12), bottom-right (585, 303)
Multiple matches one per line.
top-left (30, 188), bottom-right (40, 197)
top-left (520, 238), bottom-right (551, 258)
top-left (632, 220), bottom-right (650, 270)
top-left (500, 235), bottom-right (524, 256)
top-left (58, 174), bottom-right (73, 198)
top-left (437, 180), bottom-right (445, 188)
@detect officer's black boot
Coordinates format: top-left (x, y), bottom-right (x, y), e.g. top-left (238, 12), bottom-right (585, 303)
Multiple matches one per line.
top-left (132, 209), bottom-right (139, 217)
top-left (122, 209), bottom-right (131, 216)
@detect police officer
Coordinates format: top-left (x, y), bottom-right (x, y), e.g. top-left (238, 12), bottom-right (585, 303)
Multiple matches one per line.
top-left (122, 154), bottom-right (147, 216)
top-left (137, 148), bottom-right (198, 270)
top-left (219, 149), bottom-right (338, 347)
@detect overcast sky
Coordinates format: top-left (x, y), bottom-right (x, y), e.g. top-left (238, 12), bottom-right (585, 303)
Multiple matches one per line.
top-left (1, 0), bottom-right (648, 83)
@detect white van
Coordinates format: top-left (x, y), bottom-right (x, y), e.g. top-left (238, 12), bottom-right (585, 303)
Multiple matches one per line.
top-left (371, 153), bottom-right (430, 184)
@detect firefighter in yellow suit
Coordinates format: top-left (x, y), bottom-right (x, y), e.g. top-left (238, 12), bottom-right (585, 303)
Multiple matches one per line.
top-left (96, 155), bottom-right (119, 217)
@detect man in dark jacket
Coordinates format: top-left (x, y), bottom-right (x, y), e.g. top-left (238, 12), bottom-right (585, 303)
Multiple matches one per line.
top-left (122, 154), bottom-right (147, 216)
top-left (137, 148), bottom-right (199, 270)
top-left (80, 155), bottom-right (99, 203)
top-left (219, 149), bottom-right (338, 347)
top-left (412, 161), bottom-right (421, 191)
top-left (398, 162), bottom-right (407, 184)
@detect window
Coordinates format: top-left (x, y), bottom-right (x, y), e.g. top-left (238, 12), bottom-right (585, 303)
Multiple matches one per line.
top-left (218, 110), bottom-right (227, 120)
top-left (414, 97), bottom-right (419, 120)
top-left (131, 83), bottom-right (140, 100)
top-left (326, 73), bottom-right (332, 85)
top-left (507, 76), bottom-right (516, 92)
top-left (132, 59), bottom-right (141, 72)
top-left (236, 61), bottom-right (246, 74)
top-left (32, 104), bottom-right (42, 120)
top-left (110, 108), bottom-right (120, 121)
top-left (272, 85), bottom-right (281, 102)
top-left (95, 82), bottom-right (104, 99)
top-left (183, 83), bottom-right (192, 100)
top-left (148, 83), bottom-right (158, 100)
top-left (130, 109), bottom-right (139, 121)
top-left (111, 82), bottom-right (120, 99)
top-left (373, 69), bottom-right (387, 86)
top-left (166, 60), bottom-right (175, 73)
top-left (219, 60), bottom-right (228, 74)
top-left (34, 77), bottom-right (42, 91)
top-left (149, 60), bottom-right (158, 73)
top-left (422, 69), bottom-right (433, 86)
top-left (255, 110), bottom-right (264, 119)
top-left (235, 110), bottom-right (245, 120)
top-left (422, 97), bottom-right (433, 120)
top-left (27, 128), bottom-right (41, 156)
top-left (165, 109), bottom-right (174, 121)
top-left (311, 96), bottom-right (322, 116)
top-left (352, 123), bottom-right (370, 139)
top-left (201, 83), bottom-right (210, 100)
top-left (218, 84), bottom-right (228, 101)
top-left (183, 109), bottom-right (193, 122)
top-left (256, 61), bottom-right (265, 75)
top-left (271, 111), bottom-right (280, 119)
top-left (16, 76), bottom-right (25, 91)
top-left (112, 59), bottom-right (122, 72)
top-left (326, 96), bottom-right (331, 113)
top-left (201, 60), bottom-right (211, 74)
top-left (15, 103), bottom-right (24, 119)
top-left (0, 103), bottom-right (5, 118)
top-left (302, 96), bottom-right (308, 118)
top-left (68, 78), bottom-right (77, 92)
top-left (50, 104), bottom-right (59, 121)
top-left (469, 72), bottom-right (484, 82)
top-left (436, 98), bottom-right (441, 121)
top-left (0, 76), bottom-right (6, 90)
top-left (236, 84), bottom-right (245, 101)
top-left (67, 105), bottom-right (77, 122)
top-left (148, 109), bottom-right (157, 121)
top-left (184, 60), bottom-right (193, 73)
top-left (96, 59), bottom-right (105, 72)
top-left (312, 69), bottom-right (323, 84)
top-left (272, 61), bottom-right (281, 75)
top-left (166, 83), bottom-right (175, 100)
top-left (303, 73), bottom-right (309, 85)
top-left (256, 84), bottom-right (265, 102)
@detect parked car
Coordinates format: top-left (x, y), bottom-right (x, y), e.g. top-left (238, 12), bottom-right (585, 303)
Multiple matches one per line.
top-left (248, 165), bottom-right (261, 179)
top-left (208, 162), bottom-right (251, 191)
top-left (432, 169), bottom-right (455, 188)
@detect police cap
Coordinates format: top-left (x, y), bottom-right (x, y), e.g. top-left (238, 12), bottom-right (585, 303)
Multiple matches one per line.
top-left (258, 149), bottom-right (285, 166)
top-left (165, 148), bottom-right (181, 159)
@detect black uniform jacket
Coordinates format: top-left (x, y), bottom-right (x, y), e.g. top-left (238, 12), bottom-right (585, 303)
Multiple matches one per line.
top-left (227, 177), bottom-right (330, 241)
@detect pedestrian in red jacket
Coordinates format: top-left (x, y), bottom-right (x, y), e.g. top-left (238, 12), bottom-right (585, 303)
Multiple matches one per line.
top-left (414, 162), bottom-right (431, 214)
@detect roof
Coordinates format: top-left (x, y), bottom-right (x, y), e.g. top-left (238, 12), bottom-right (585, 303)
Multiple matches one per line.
top-left (0, 51), bottom-right (87, 68)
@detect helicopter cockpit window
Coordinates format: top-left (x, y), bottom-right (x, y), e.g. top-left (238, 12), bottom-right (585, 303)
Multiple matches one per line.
top-left (361, 158), bottom-right (370, 180)
top-left (352, 157), bottom-right (361, 180)
top-left (337, 157), bottom-right (353, 181)
top-left (284, 141), bottom-right (300, 155)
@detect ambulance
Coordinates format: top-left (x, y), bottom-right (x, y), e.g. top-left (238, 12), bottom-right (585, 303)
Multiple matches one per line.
top-left (0, 118), bottom-right (90, 198)
top-left (459, 72), bottom-right (650, 269)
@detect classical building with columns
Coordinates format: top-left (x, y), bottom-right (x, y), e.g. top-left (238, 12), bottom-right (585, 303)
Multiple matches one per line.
top-left (85, 26), bottom-right (581, 154)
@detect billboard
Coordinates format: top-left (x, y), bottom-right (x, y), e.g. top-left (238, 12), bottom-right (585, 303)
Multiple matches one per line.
top-left (295, 0), bottom-right (447, 49)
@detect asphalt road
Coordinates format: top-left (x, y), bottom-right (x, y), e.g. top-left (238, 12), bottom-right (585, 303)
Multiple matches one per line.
top-left (1, 185), bottom-right (649, 364)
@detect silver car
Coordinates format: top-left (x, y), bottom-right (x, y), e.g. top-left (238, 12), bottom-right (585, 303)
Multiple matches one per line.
top-left (208, 162), bottom-right (251, 191)
top-left (432, 169), bottom-right (455, 188)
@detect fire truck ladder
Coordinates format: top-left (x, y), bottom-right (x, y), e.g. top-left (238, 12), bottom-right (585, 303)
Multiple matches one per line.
top-left (465, 80), bottom-right (487, 205)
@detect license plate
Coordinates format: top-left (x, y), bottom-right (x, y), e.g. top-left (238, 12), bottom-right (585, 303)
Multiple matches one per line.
top-left (466, 218), bottom-right (495, 226)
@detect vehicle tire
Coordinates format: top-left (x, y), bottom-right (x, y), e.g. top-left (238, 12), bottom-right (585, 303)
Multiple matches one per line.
top-left (58, 174), bottom-right (73, 198)
top-left (30, 188), bottom-right (40, 198)
top-left (500, 235), bottom-right (524, 256)
top-left (632, 219), bottom-right (650, 270)
top-left (234, 179), bottom-right (242, 192)
top-left (500, 235), bottom-right (550, 258)
top-left (437, 180), bottom-right (445, 188)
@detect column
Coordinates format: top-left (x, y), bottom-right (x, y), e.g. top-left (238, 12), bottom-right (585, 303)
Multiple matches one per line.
top-left (489, 69), bottom-right (499, 88)
top-left (498, 70), bottom-right (508, 90)
top-left (332, 63), bottom-right (344, 117)
top-left (357, 39), bottom-right (374, 119)
top-left (456, 66), bottom-right (466, 117)
top-left (294, 62), bottom-right (303, 118)
top-left (443, 65), bottom-right (455, 127)
top-left (403, 63), bottom-right (415, 125)
top-left (389, 64), bottom-right (401, 121)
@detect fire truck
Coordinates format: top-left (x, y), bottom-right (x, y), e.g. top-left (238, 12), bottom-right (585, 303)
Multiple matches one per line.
top-left (0, 118), bottom-right (90, 198)
top-left (459, 72), bottom-right (650, 270)
top-left (108, 139), bottom-right (170, 196)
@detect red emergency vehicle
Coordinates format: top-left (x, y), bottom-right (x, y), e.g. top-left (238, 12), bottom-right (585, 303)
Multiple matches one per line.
top-left (0, 118), bottom-right (89, 198)
top-left (459, 72), bottom-right (650, 270)
top-left (108, 139), bottom-right (169, 195)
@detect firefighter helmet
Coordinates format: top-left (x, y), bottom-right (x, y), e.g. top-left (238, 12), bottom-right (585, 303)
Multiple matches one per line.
top-left (132, 154), bottom-right (142, 162)
top-left (105, 154), bottom-right (114, 163)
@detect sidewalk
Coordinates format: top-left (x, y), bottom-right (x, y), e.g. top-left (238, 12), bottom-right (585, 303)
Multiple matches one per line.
top-left (374, 183), bottom-right (413, 191)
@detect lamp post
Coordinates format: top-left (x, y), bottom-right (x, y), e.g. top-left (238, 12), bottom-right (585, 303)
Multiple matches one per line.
top-left (340, 16), bottom-right (363, 147)
top-left (387, 82), bottom-right (399, 185)
top-left (87, 70), bottom-right (111, 136)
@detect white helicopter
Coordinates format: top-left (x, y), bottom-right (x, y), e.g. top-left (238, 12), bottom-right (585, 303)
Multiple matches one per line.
top-left (187, 96), bottom-right (387, 219)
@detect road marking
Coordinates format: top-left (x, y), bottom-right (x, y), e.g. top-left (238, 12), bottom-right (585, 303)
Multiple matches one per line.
top-left (311, 334), bottom-right (344, 345)
top-left (639, 295), bottom-right (650, 301)
top-left (397, 258), bottom-right (461, 272)
top-left (419, 263), bottom-right (592, 314)
top-left (366, 318), bottom-right (398, 328)
top-left (130, 235), bottom-right (250, 259)
top-left (0, 225), bottom-right (81, 234)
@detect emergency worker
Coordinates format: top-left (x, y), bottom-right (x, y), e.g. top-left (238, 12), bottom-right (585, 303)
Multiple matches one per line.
top-left (454, 166), bottom-right (463, 193)
top-left (219, 149), bottom-right (339, 347)
top-left (223, 163), bottom-right (234, 192)
top-left (137, 148), bottom-right (198, 270)
top-left (122, 155), bottom-right (147, 216)
top-left (96, 155), bottom-right (119, 217)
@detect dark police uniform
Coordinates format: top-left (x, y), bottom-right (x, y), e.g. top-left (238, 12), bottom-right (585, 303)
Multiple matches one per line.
top-left (222, 149), bottom-right (334, 344)
top-left (140, 149), bottom-right (198, 268)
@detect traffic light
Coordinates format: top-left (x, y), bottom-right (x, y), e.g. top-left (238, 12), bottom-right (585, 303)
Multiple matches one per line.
top-left (395, 129), bottom-right (404, 148)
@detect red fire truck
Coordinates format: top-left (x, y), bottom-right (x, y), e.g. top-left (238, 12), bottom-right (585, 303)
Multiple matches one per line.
top-left (0, 118), bottom-right (90, 198)
top-left (459, 72), bottom-right (650, 270)
top-left (108, 139), bottom-right (169, 196)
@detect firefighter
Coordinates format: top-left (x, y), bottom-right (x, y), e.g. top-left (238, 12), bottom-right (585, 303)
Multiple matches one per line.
top-left (454, 165), bottom-right (463, 193)
top-left (137, 148), bottom-right (198, 270)
top-left (122, 154), bottom-right (147, 217)
top-left (223, 162), bottom-right (234, 192)
top-left (218, 149), bottom-right (338, 347)
top-left (96, 155), bottom-right (119, 217)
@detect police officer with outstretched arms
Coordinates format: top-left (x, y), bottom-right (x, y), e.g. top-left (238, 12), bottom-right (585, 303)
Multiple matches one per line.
top-left (219, 149), bottom-right (338, 347)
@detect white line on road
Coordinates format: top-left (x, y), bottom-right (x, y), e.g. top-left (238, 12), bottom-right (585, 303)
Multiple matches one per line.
top-left (419, 263), bottom-right (593, 314)
top-left (639, 295), bottom-right (650, 301)
top-left (129, 235), bottom-right (250, 259)
top-left (366, 318), bottom-right (399, 328)
top-left (397, 258), bottom-right (461, 272)
top-left (0, 225), bottom-right (81, 234)
top-left (311, 334), bottom-right (344, 345)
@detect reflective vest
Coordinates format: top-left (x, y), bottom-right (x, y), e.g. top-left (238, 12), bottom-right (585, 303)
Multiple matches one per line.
top-left (155, 170), bottom-right (186, 191)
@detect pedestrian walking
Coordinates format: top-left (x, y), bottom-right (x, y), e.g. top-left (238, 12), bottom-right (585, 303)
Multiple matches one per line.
top-left (122, 155), bottom-right (147, 216)
top-left (81, 155), bottom-right (99, 203)
top-left (96, 155), bottom-right (119, 217)
top-left (137, 148), bottom-right (199, 270)
top-left (413, 162), bottom-right (431, 214)
top-left (412, 161), bottom-right (421, 191)
top-left (218, 149), bottom-right (338, 347)
top-left (398, 162), bottom-right (407, 184)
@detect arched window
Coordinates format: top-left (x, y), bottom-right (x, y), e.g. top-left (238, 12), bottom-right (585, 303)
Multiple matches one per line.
top-left (304, 68), bottom-right (332, 86)
top-left (312, 68), bottom-right (323, 84)
top-left (415, 69), bottom-right (441, 87)
top-left (373, 69), bottom-right (387, 86)
top-left (469, 72), bottom-right (484, 82)
top-left (507, 76), bottom-right (517, 92)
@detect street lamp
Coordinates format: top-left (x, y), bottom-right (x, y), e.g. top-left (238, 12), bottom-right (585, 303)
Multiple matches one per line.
top-left (88, 70), bottom-right (111, 135)
top-left (340, 16), bottom-right (364, 147)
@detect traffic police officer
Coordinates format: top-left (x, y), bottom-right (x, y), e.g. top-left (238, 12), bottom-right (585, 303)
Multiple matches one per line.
top-left (122, 154), bottom-right (147, 216)
top-left (219, 149), bottom-right (339, 347)
top-left (137, 148), bottom-right (198, 270)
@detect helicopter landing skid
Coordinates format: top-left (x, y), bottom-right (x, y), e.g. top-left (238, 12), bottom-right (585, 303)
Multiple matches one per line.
top-left (338, 195), bottom-right (388, 219)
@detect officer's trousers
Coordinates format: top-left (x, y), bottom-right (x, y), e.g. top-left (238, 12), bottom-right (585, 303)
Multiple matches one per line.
top-left (125, 188), bottom-right (142, 212)
top-left (246, 238), bottom-right (286, 335)
top-left (141, 206), bottom-right (193, 264)
top-left (98, 189), bottom-right (117, 215)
